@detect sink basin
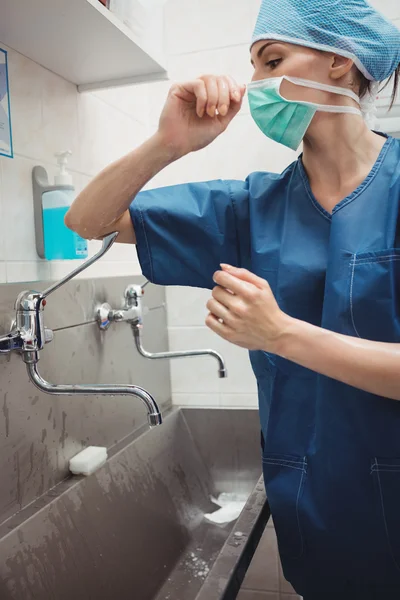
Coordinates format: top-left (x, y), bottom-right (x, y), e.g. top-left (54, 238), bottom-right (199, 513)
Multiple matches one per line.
top-left (0, 408), bottom-right (269, 600)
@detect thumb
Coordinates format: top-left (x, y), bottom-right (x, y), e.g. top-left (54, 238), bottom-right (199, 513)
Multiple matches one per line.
top-left (220, 264), bottom-right (266, 289)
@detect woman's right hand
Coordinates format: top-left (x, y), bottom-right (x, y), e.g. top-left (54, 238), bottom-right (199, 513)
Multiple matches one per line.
top-left (157, 75), bottom-right (246, 158)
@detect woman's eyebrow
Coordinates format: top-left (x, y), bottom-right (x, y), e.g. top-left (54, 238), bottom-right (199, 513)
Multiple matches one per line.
top-left (251, 41), bottom-right (282, 64)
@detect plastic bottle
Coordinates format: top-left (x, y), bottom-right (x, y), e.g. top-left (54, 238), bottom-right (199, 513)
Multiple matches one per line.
top-left (42, 151), bottom-right (88, 260)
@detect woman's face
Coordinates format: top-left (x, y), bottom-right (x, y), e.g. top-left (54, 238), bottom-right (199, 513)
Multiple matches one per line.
top-left (250, 40), bottom-right (355, 106)
top-left (250, 40), bottom-right (331, 82)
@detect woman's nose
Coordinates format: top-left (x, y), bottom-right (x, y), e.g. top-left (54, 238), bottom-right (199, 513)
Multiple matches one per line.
top-left (251, 69), bottom-right (268, 82)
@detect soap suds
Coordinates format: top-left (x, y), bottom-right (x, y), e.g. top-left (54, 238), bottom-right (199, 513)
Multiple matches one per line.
top-left (184, 551), bottom-right (210, 580)
top-left (204, 492), bottom-right (247, 524)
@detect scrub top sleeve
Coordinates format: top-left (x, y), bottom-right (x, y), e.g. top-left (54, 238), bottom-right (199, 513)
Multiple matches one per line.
top-left (129, 179), bottom-right (247, 290)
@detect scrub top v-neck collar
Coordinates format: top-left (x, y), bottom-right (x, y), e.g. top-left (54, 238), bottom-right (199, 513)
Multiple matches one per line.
top-left (297, 134), bottom-right (394, 222)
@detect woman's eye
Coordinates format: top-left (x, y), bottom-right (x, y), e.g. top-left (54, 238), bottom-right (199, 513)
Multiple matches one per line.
top-left (266, 59), bottom-right (282, 69)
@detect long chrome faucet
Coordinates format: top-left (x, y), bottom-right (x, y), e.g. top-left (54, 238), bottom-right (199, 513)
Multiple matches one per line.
top-left (0, 233), bottom-right (162, 427)
top-left (96, 282), bottom-right (228, 378)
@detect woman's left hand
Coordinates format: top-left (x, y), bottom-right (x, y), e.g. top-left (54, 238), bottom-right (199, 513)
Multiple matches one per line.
top-left (205, 264), bottom-right (292, 352)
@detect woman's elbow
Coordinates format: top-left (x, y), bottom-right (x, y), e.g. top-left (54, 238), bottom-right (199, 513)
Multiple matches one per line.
top-left (64, 207), bottom-right (75, 230)
top-left (64, 208), bottom-right (93, 239)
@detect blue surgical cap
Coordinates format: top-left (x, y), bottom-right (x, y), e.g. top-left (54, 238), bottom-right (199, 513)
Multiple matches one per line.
top-left (251, 0), bottom-right (400, 81)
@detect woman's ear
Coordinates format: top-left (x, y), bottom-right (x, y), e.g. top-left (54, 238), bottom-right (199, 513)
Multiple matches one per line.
top-left (329, 54), bottom-right (354, 80)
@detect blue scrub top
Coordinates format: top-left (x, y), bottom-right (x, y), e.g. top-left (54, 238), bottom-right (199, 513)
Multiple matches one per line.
top-left (130, 134), bottom-right (400, 598)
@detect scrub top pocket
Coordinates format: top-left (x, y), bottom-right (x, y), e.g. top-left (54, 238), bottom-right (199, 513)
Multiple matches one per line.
top-left (371, 458), bottom-right (400, 574)
top-left (349, 249), bottom-right (400, 342)
top-left (262, 454), bottom-right (307, 559)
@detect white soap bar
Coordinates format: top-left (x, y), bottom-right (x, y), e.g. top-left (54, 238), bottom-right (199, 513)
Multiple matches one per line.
top-left (69, 446), bottom-right (108, 476)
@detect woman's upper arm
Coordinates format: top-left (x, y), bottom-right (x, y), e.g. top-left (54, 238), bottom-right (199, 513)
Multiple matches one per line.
top-left (95, 210), bottom-right (137, 244)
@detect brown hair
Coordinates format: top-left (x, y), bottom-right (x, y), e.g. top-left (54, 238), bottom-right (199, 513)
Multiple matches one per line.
top-left (358, 63), bottom-right (400, 109)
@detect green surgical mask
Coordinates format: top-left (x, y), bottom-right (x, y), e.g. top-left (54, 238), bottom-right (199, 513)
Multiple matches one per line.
top-left (247, 76), bottom-right (362, 151)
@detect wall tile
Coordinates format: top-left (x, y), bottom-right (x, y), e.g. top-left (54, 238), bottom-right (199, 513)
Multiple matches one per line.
top-left (0, 262), bottom-right (6, 284)
top-left (169, 326), bottom-right (224, 394)
top-left (164, 0), bottom-right (259, 55)
top-left (6, 48), bottom-right (44, 162)
top-left (166, 286), bottom-right (210, 327)
top-left (219, 393), bottom-right (258, 408)
top-left (172, 393), bottom-right (258, 409)
top-left (76, 92), bottom-right (148, 177)
top-left (93, 84), bottom-right (151, 126)
top-left (168, 326), bottom-right (257, 395)
top-left (7, 47), bottom-right (80, 171)
top-left (40, 68), bottom-right (80, 172)
top-left (86, 258), bottom-right (142, 278)
top-left (6, 261), bottom-right (50, 284)
top-left (172, 393), bottom-right (220, 407)
top-left (50, 258), bottom-right (141, 282)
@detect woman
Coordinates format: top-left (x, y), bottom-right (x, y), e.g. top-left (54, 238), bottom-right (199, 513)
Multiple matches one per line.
top-left (66, 0), bottom-right (400, 597)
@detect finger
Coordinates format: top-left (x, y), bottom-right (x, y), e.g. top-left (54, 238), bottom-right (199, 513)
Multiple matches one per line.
top-left (212, 285), bottom-right (237, 307)
top-left (202, 75), bottom-right (219, 117)
top-left (216, 76), bottom-right (230, 117)
top-left (212, 286), bottom-right (249, 320)
top-left (226, 76), bottom-right (245, 103)
top-left (218, 89), bottom-right (244, 125)
top-left (220, 264), bottom-right (267, 289)
top-left (180, 79), bottom-right (208, 117)
top-left (205, 312), bottom-right (232, 338)
top-left (213, 270), bottom-right (258, 299)
top-left (207, 297), bottom-right (234, 325)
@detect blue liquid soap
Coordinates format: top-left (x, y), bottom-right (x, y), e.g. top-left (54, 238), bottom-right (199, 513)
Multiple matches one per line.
top-left (41, 184), bottom-right (88, 260)
top-left (43, 205), bottom-right (88, 260)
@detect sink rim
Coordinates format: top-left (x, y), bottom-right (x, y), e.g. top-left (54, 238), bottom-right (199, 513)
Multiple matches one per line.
top-left (195, 476), bottom-right (269, 600)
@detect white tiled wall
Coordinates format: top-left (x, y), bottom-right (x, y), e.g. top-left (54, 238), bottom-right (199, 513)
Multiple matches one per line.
top-left (0, 43), bottom-right (148, 284)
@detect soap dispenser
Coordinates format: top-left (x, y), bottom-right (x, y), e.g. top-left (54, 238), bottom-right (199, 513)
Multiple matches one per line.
top-left (32, 152), bottom-right (88, 260)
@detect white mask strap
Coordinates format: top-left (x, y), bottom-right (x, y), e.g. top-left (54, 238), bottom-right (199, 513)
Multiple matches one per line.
top-left (312, 104), bottom-right (362, 116)
top-left (284, 76), bottom-right (361, 104)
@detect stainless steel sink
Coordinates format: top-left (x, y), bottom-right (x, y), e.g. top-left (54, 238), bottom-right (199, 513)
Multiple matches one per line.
top-left (0, 408), bottom-right (269, 600)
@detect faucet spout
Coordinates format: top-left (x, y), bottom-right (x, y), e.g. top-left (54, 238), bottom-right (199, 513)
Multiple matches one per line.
top-left (131, 324), bottom-right (228, 378)
top-left (26, 362), bottom-right (162, 427)
top-left (0, 232), bottom-right (162, 429)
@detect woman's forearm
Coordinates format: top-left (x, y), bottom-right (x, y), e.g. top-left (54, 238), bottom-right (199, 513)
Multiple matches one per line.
top-left (277, 319), bottom-right (400, 400)
top-left (65, 132), bottom-right (180, 240)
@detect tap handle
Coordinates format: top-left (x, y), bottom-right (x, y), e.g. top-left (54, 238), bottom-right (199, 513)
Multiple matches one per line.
top-left (40, 232), bottom-right (118, 300)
